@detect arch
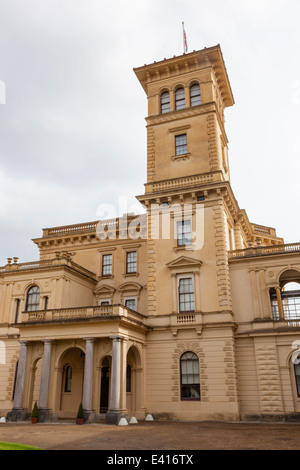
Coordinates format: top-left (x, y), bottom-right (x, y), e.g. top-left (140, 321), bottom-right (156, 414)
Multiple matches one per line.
top-left (57, 347), bottom-right (85, 418)
top-left (278, 268), bottom-right (300, 286)
top-left (126, 345), bottom-right (142, 416)
top-left (180, 351), bottom-right (200, 400)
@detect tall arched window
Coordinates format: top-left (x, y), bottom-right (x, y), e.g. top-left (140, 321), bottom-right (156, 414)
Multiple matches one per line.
top-left (126, 364), bottom-right (132, 393)
top-left (175, 88), bottom-right (185, 110)
top-left (160, 91), bottom-right (170, 114)
top-left (180, 352), bottom-right (200, 400)
top-left (25, 286), bottom-right (40, 312)
top-left (190, 84), bottom-right (201, 106)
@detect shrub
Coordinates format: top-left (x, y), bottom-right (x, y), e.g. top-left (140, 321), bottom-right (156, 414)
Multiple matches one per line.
top-left (31, 402), bottom-right (39, 418)
top-left (77, 402), bottom-right (84, 419)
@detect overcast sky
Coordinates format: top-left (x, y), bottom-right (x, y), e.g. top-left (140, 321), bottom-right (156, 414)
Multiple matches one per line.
top-left (0, 0), bottom-right (300, 266)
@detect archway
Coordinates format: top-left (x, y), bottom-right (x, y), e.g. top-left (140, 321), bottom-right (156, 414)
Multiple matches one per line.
top-left (126, 346), bottom-right (142, 416)
top-left (58, 347), bottom-right (85, 418)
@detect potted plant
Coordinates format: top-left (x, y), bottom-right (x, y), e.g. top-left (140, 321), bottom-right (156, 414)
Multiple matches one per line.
top-left (76, 402), bottom-right (84, 425)
top-left (31, 402), bottom-right (39, 424)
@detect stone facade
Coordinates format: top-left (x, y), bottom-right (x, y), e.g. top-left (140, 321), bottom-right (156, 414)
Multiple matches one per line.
top-left (0, 44), bottom-right (300, 423)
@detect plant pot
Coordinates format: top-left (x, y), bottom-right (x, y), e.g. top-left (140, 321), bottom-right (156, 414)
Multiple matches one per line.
top-left (31, 417), bottom-right (38, 424)
top-left (77, 418), bottom-right (84, 425)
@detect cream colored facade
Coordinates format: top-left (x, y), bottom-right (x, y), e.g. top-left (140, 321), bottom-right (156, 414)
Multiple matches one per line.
top-left (1, 44), bottom-right (300, 423)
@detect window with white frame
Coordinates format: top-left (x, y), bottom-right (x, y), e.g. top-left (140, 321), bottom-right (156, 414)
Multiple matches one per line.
top-left (190, 84), bottom-right (201, 106)
top-left (126, 251), bottom-right (137, 274)
top-left (180, 352), bottom-right (200, 400)
top-left (178, 277), bottom-right (195, 313)
top-left (175, 133), bottom-right (187, 156)
top-left (160, 91), bottom-right (170, 114)
top-left (102, 254), bottom-right (112, 276)
top-left (175, 87), bottom-right (185, 110)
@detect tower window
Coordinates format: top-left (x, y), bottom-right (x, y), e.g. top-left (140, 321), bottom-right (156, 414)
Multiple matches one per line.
top-left (175, 88), bottom-right (185, 110)
top-left (177, 220), bottom-right (192, 246)
top-left (175, 134), bottom-right (187, 156)
top-left (102, 254), bottom-right (112, 276)
top-left (126, 251), bottom-right (137, 274)
top-left (160, 91), bottom-right (170, 114)
top-left (25, 286), bottom-right (40, 312)
top-left (190, 84), bottom-right (201, 106)
top-left (178, 277), bottom-right (195, 313)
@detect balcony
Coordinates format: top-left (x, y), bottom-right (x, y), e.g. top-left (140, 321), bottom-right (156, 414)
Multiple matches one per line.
top-left (19, 304), bottom-right (147, 327)
top-left (228, 242), bottom-right (300, 260)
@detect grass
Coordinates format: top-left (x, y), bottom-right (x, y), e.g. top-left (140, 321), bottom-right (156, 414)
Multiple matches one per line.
top-left (0, 441), bottom-right (44, 450)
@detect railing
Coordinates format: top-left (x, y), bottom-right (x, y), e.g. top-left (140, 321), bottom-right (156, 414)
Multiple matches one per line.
top-left (228, 242), bottom-right (300, 259)
top-left (21, 304), bottom-right (146, 324)
top-left (0, 257), bottom-right (96, 278)
top-left (145, 171), bottom-right (223, 194)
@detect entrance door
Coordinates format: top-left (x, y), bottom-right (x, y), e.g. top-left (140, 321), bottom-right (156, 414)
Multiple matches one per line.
top-left (100, 365), bottom-right (109, 413)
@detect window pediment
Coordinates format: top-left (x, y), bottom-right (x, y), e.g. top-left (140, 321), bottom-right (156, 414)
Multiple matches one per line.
top-left (166, 256), bottom-right (202, 273)
top-left (94, 284), bottom-right (116, 296)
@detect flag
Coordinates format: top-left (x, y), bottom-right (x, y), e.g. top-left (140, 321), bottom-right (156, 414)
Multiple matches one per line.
top-left (182, 22), bottom-right (188, 53)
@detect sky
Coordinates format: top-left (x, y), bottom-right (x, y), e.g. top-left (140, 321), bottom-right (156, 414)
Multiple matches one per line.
top-left (0, 0), bottom-right (300, 266)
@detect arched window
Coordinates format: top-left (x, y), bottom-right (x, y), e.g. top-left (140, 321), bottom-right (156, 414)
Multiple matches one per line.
top-left (175, 88), bottom-right (185, 110)
top-left (190, 84), bottom-right (201, 106)
top-left (294, 354), bottom-right (300, 398)
top-left (160, 91), bottom-right (170, 114)
top-left (180, 352), bottom-right (200, 400)
top-left (25, 286), bottom-right (40, 312)
top-left (64, 365), bottom-right (72, 393)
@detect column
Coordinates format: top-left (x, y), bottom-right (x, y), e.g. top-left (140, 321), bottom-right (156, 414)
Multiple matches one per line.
top-left (39, 340), bottom-right (52, 411)
top-left (82, 338), bottom-right (94, 413)
top-left (12, 341), bottom-right (28, 410)
top-left (276, 287), bottom-right (284, 320)
top-left (106, 336), bottom-right (123, 424)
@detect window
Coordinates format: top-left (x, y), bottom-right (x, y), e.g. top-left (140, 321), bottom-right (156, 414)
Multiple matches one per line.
top-left (25, 286), bottom-right (40, 312)
top-left (125, 298), bottom-right (137, 311)
top-left (177, 220), bottom-right (192, 247)
top-left (126, 364), bottom-right (132, 393)
top-left (100, 300), bottom-right (110, 306)
top-left (161, 91), bottom-right (170, 114)
top-left (64, 366), bottom-right (72, 393)
top-left (126, 251), bottom-right (137, 274)
top-left (175, 88), bottom-right (185, 110)
top-left (180, 352), bottom-right (200, 400)
top-left (294, 356), bottom-right (300, 398)
top-left (102, 254), bottom-right (112, 276)
top-left (175, 134), bottom-right (187, 156)
top-left (190, 84), bottom-right (201, 106)
top-left (178, 277), bottom-right (195, 313)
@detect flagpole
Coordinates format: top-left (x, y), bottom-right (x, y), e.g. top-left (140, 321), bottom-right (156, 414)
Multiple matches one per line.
top-left (182, 22), bottom-right (185, 54)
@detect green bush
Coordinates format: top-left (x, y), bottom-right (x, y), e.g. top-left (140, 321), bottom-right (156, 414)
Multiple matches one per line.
top-left (31, 402), bottom-right (39, 418)
top-left (77, 402), bottom-right (84, 419)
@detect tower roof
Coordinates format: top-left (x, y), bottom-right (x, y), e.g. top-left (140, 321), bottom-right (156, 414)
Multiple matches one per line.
top-left (133, 44), bottom-right (234, 108)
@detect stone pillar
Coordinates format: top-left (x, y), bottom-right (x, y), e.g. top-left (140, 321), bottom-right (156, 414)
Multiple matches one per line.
top-left (106, 336), bottom-right (123, 424)
top-left (82, 338), bottom-right (94, 418)
top-left (7, 341), bottom-right (28, 421)
top-left (276, 287), bottom-right (284, 320)
top-left (38, 339), bottom-right (53, 422)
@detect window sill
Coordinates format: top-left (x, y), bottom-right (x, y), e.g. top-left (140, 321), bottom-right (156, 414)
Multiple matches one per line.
top-left (171, 153), bottom-right (191, 162)
top-left (98, 275), bottom-right (114, 280)
top-left (173, 245), bottom-right (195, 252)
top-left (123, 272), bottom-right (139, 278)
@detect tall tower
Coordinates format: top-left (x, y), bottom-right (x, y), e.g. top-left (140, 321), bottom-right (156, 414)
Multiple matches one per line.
top-left (135, 45), bottom-right (236, 319)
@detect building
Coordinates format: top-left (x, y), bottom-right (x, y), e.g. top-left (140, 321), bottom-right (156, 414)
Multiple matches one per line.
top-left (0, 44), bottom-right (300, 423)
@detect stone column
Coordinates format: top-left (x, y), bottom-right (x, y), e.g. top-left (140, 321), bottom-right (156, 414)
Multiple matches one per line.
top-left (7, 341), bottom-right (28, 421)
top-left (106, 336), bottom-right (123, 424)
top-left (276, 287), bottom-right (284, 320)
top-left (82, 338), bottom-right (94, 416)
top-left (38, 339), bottom-right (52, 421)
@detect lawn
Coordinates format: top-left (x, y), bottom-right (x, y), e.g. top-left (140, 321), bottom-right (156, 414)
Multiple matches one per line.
top-left (0, 441), bottom-right (43, 450)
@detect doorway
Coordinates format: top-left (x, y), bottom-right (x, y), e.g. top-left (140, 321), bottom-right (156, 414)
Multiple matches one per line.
top-left (100, 356), bottom-right (110, 413)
